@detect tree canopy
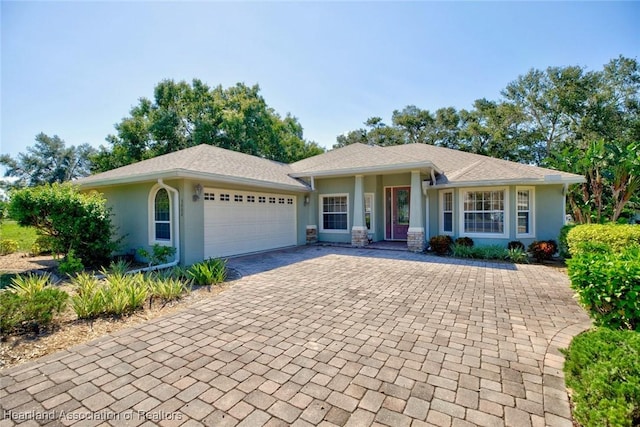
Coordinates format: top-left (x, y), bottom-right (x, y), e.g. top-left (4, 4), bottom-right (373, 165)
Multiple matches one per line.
top-left (0, 133), bottom-right (96, 189)
top-left (336, 56), bottom-right (640, 223)
top-left (91, 80), bottom-right (324, 172)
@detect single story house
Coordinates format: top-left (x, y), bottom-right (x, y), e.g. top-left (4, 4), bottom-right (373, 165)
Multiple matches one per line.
top-left (77, 143), bottom-right (585, 265)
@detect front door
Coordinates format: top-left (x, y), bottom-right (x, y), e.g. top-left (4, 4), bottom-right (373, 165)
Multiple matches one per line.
top-left (385, 186), bottom-right (410, 240)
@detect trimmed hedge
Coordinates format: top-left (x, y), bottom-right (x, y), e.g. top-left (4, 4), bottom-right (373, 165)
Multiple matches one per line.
top-left (567, 224), bottom-right (640, 256)
top-left (567, 246), bottom-right (640, 331)
top-left (562, 328), bottom-right (640, 427)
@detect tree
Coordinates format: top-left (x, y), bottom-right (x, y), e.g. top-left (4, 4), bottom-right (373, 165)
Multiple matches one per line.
top-left (92, 80), bottom-right (323, 172)
top-left (333, 117), bottom-right (404, 148)
top-left (548, 140), bottom-right (640, 223)
top-left (9, 184), bottom-right (118, 266)
top-left (0, 133), bottom-right (96, 188)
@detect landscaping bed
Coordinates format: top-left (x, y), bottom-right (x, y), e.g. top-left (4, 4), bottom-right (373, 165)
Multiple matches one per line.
top-left (0, 252), bottom-right (237, 369)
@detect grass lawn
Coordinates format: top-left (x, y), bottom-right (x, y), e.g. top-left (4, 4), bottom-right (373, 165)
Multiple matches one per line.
top-left (1, 220), bottom-right (38, 251)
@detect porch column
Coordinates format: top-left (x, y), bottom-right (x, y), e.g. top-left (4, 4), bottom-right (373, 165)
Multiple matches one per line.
top-left (407, 170), bottom-right (425, 251)
top-left (351, 175), bottom-right (368, 247)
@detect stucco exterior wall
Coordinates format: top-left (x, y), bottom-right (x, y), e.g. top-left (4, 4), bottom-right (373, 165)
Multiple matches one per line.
top-left (424, 184), bottom-right (566, 247)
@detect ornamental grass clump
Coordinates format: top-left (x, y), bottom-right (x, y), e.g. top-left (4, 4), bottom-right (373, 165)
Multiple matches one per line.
top-left (188, 258), bottom-right (227, 286)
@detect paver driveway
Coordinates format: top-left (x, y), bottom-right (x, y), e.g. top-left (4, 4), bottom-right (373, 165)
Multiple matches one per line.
top-left (0, 247), bottom-right (590, 427)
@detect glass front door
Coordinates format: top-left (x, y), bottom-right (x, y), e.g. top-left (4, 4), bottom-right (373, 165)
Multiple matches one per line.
top-left (385, 186), bottom-right (410, 240)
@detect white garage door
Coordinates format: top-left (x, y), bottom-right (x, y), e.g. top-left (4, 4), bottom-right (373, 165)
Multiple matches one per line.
top-left (203, 188), bottom-right (297, 258)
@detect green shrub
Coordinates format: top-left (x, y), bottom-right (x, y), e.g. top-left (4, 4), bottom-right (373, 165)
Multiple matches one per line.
top-left (429, 235), bottom-right (453, 255)
top-left (0, 292), bottom-right (22, 336)
top-left (8, 273), bottom-right (51, 298)
top-left (30, 235), bottom-right (55, 256)
top-left (9, 183), bottom-right (119, 266)
top-left (507, 240), bottom-right (525, 251)
top-left (568, 247), bottom-right (640, 330)
top-left (137, 244), bottom-right (176, 266)
top-left (451, 244), bottom-right (510, 261)
top-left (567, 224), bottom-right (640, 256)
top-left (507, 248), bottom-right (529, 264)
top-left (188, 258), bottom-right (227, 286)
top-left (562, 328), bottom-right (640, 427)
top-left (58, 250), bottom-right (84, 276)
top-left (558, 224), bottom-right (577, 258)
top-left (527, 240), bottom-right (557, 262)
top-left (20, 288), bottom-right (68, 333)
top-left (480, 245), bottom-right (510, 260)
top-left (454, 237), bottom-right (474, 247)
top-left (0, 239), bottom-right (19, 255)
top-left (451, 243), bottom-right (476, 258)
top-left (70, 273), bottom-right (104, 319)
top-left (0, 281), bottom-right (68, 336)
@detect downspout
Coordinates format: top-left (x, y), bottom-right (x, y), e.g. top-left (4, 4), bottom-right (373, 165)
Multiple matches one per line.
top-left (127, 179), bottom-right (180, 274)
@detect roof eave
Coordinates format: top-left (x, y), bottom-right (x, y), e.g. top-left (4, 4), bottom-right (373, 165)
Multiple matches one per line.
top-left (76, 169), bottom-right (311, 193)
top-left (433, 176), bottom-right (586, 189)
top-left (290, 161), bottom-right (443, 178)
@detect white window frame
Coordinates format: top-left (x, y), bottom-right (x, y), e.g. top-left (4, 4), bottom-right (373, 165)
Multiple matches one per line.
top-left (364, 193), bottom-right (374, 233)
top-left (439, 190), bottom-right (454, 235)
top-left (319, 193), bottom-right (349, 233)
top-left (459, 187), bottom-right (509, 239)
top-left (516, 186), bottom-right (535, 238)
top-left (148, 184), bottom-right (173, 246)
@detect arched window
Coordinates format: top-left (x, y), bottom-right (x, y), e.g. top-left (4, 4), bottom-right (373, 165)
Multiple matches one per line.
top-left (152, 187), bottom-right (171, 242)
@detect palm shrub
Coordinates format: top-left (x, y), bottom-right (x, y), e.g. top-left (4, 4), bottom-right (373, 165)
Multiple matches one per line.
top-left (188, 258), bottom-right (227, 286)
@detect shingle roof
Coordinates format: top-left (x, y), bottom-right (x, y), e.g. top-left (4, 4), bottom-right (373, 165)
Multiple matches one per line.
top-left (78, 142), bottom-right (584, 190)
top-left (76, 144), bottom-right (309, 191)
top-left (291, 143), bottom-right (584, 185)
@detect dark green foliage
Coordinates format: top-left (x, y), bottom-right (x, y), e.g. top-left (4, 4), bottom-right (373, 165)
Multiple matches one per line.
top-left (567, 224), bottom-right (640, 256)
top-left (0, 292), bottom-right (22, 335)
top-left (0, 282), bottom-right (68, 336)
top-left (0, 133), bottom-right (96, 188)
top-left (188, 258), bottom-right (227, 286)
top-left (507, 240), bottom-right (525, 251)
top-left (452, 244), bottom-right (510, 261)
top-left (58, 250), bottom-right (84, 276)
top-left (429, 235), bottom-right (453, 255)
top-left (558, 224), bottom-right (576, 258)
top-left (91, 80), bottom-right (324, 172)
top-left (567, 247), bottom-right (640, 331)
top-left (527, 240), bottom-right (557, 262)
top-left (454, 237), bottom-right (474, 247)
top-left (562, 328), bottom-right (640, 427)
top-left (9, 183), bottom-right (118, 266)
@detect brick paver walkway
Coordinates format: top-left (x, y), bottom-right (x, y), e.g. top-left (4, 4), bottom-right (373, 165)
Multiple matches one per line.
top-left (0, 247), bottom-right (590, 427)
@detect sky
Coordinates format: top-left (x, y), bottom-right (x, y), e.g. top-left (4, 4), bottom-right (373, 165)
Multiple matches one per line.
top-left (1, 1), bottom-right (639, 162)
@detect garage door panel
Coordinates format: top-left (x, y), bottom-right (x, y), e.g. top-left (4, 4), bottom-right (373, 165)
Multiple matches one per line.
top-left (204, 188), bottom-right (296, 258)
